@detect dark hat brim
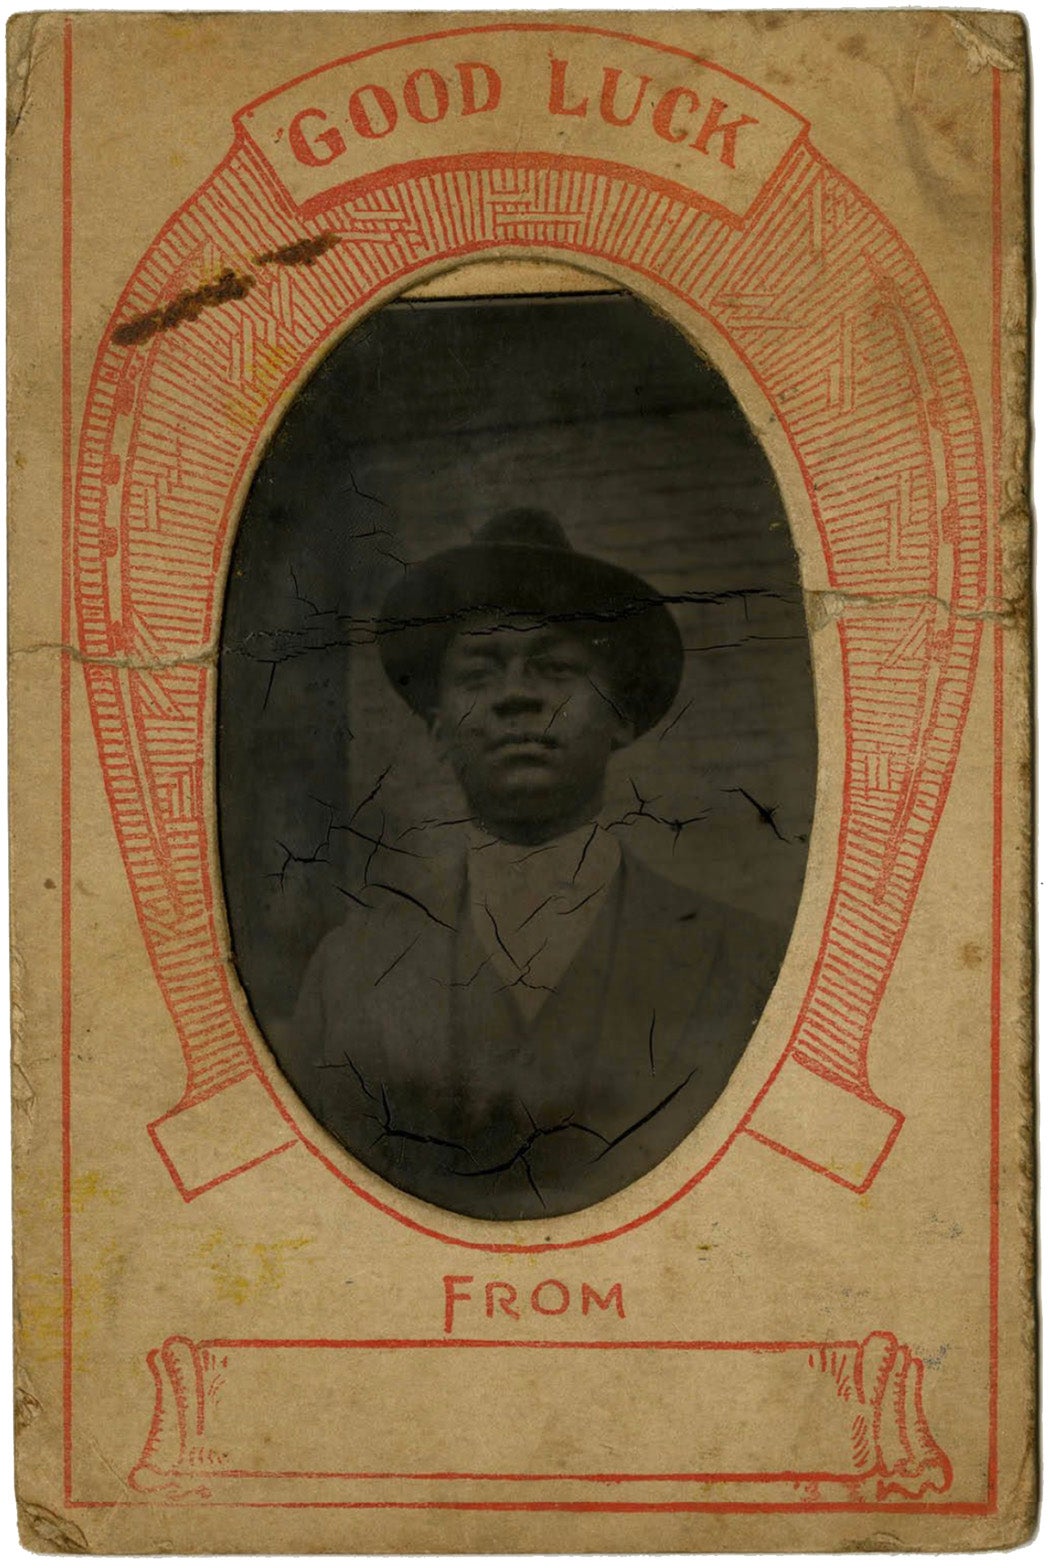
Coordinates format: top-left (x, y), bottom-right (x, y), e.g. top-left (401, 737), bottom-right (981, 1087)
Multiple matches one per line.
top-left (377, 541), bottom-right (684, 736)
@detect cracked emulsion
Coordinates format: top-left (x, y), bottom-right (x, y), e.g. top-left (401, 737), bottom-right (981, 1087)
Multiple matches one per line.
top-left (262, 509), bottom-right (789, 1219)
top-left (218, 289), bottom-right (815, 1220)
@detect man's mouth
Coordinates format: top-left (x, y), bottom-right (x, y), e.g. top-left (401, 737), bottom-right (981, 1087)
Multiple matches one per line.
top-left (489, 734), bottom-right (560, 754)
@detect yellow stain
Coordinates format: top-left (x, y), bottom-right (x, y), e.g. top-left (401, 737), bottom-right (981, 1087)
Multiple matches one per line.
top-left (197, 1231), bottom-right (313, 1306)
top-left (70, 1170), bottom-right (122, 1213)
top-left (223, 341), bottom-right (297, 433)
top-left (16, 1270), bottom-right (65, 1363)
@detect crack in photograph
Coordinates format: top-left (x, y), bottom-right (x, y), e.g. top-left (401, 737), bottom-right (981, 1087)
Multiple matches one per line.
top-left (218, 278), bottom-right (817, 1219)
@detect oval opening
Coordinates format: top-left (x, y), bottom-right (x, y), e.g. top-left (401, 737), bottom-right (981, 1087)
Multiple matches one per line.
top-left (218, 274), bottom-right (816, 1221)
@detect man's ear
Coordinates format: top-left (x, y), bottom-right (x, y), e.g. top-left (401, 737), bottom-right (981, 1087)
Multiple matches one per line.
top-left (428, 709), bottom-right (450, 760)
top-left (609, 716), bottom-right (636, 753)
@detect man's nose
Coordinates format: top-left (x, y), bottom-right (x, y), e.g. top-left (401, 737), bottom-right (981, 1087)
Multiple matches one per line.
top-left (491, 659), bottom-right (545, 715)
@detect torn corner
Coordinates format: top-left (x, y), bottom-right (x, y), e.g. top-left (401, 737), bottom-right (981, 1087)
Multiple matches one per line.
top-left (17, 1498), bottom-right (90, 1554)
top-left (949, 15), bottom-right (1026, 75)
top-left (15, 1381), bottom-right (42, 1434)
top-left (7, 13), bottom-right (46, 142)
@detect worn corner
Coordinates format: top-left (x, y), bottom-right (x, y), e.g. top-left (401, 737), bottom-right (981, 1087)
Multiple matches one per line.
top-left (16, 1499), bottom-right (91, 1555)
top-left (7, 11), bottom-right (63, 146)
top-left (5, 13), bottom-right (38, 54)
top-left (948, 11), bottom-right (1028, 73)
top-left (990, 1489), bottom-right (1040, 1552)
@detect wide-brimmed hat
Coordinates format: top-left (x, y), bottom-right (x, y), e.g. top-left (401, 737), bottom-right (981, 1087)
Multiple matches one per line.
top-left (378, 509), bottom-right (683, 735)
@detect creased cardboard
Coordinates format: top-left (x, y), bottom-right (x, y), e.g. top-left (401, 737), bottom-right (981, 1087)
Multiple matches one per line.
top-left (7, 10), bottom-right (1034, 1552)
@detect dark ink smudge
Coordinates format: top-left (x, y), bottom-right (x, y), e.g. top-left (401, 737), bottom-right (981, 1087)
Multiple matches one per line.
top-left (112, 233), bottom-right (340, 346)
top-left (112, 268), bottom-right (256, 346)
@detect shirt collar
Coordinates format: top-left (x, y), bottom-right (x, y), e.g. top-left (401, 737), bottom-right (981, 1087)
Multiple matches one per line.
top-left (466, 821), bottom-right (621, 904)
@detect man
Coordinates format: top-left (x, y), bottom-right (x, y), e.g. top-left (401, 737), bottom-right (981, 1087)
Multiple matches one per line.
top-left (279, 509), bottom-right (785, 1220)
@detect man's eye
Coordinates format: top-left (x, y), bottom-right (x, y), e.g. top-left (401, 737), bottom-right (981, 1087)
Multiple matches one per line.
top-left (535, 658), bottom-right (582, 678)
top-left (452, 666), bottom-right (493, 688)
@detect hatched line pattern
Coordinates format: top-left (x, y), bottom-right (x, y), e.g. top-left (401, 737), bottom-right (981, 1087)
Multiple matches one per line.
top-left (74, 128), bottom-right (987, 1119)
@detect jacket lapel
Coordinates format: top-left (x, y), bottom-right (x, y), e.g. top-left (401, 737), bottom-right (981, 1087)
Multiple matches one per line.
top-left (352, 851), bottom-right (463, 1084)
top-left (351, 848), bottom-right (729, 1107)
top-left (600, 852), bottom-right (725, 1084)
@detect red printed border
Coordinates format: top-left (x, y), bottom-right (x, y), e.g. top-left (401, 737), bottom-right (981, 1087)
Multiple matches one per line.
top-left (57, 21), bottom-right (1006, 1516)
top-left (125, 1333), bottom-right (951, 1506)
top-left (72, 21), bottom-right (988, 1244)
top-left (987, 66), bottom-right (1004, 1513)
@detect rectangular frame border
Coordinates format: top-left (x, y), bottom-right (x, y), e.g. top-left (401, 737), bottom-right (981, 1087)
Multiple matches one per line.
top-left (56, 18), bottom-right (1006, 1519)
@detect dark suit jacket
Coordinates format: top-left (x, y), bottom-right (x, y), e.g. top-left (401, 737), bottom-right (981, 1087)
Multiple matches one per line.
top-left (276, 850), bottom-right (785, 1220)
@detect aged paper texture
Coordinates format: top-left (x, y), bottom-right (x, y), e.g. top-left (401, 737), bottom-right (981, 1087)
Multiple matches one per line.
top-left (7, 9), bottom-right (1033, 1552)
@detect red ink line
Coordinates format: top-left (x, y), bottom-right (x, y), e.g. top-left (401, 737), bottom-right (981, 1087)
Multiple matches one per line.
top-left (146, 202), bottom-right (979, 1248)
top-left (131, 1466), bottom-right (890, 1485)
top-left (63, 61), bottom-right (993, 1534)
top-left (987, 64), bottom-right (1003, 1512)
top-left (64, 1498), bottom-right (995, 1516)
top-left (743, 1121), bottom-right (902, 1195)
top-left (236, 22), bottom-right (811, 131)
top-left (61, 16), bottom-right (74, 1509)
top-left (199, 1335), bottom-right (863, 1353)
top-left (297, 154), bottom-right (752, 234)
top-left (146, 1120), bottom-right (299, 1201)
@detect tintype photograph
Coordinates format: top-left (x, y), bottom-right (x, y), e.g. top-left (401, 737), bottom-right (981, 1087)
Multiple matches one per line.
top-left (218, 282), bottom-right (816, 1218)
top-left (9, 8), bottom-right (1032, 1550)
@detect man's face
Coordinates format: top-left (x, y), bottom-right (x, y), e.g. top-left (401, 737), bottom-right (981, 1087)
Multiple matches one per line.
top-left (431, 620), bottom-right (633, 844)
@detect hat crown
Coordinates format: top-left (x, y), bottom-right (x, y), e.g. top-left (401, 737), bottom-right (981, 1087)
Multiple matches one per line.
top-left (380, 506), bottom-right (684, 735)
top-left (473, 508), bottom-right (572, 552)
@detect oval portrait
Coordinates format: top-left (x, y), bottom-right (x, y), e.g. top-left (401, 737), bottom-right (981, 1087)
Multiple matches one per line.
top-left (218, 274), bottom-right (816, 1221)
